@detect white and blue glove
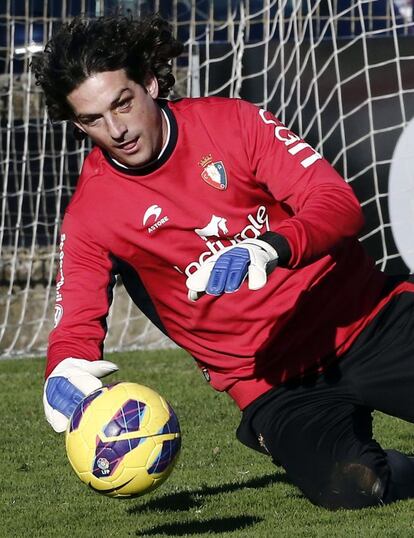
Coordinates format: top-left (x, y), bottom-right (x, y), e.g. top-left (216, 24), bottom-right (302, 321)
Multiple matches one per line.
top-left (186, 238), bottom-right (278, 301)
top-left (43, 358), bottom-right (118, 432)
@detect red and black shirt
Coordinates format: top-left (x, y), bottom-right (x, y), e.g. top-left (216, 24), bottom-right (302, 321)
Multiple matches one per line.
top-left (47, 97), bottom-right (408, 409)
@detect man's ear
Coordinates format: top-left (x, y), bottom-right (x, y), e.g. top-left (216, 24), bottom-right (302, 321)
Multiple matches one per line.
top-left (145, 74), bottom-right (159, 99)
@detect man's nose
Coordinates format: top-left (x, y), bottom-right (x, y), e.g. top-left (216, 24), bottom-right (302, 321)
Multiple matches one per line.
top-left (107, 115), bottom-right (127, 140)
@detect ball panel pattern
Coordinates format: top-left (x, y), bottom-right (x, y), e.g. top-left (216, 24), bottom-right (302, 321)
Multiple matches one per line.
top-left (103, 399), bottom-right (147, 437)
top-left (147, 437), bottom-right (181, 475)
top-left (93, 436), bottom-right (144, 478)
top-left (69, 388), bottom-right (103, 432)
top-left (158, 403), bottom-right (180, 435)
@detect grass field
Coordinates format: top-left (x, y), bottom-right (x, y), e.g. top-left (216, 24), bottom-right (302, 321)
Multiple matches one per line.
top-left (2, 348), bottom-right (414, 538)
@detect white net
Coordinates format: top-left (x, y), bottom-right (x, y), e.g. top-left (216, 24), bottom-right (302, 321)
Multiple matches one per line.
top-left (1, 0), bottom-right (414, 358)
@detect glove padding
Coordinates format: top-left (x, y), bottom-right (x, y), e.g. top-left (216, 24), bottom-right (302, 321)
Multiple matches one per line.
top-left (186, 238), bottom-right (278, 301)
top-left (43, 358), bottom-right (118, 432)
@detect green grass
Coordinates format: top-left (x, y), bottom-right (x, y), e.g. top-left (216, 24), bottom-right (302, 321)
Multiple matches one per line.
top-left (2, 349), bottom-right (414, 537)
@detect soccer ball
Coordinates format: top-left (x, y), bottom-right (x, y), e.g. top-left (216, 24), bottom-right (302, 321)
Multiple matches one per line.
top-left (65, 382), bottom-right (181, 498)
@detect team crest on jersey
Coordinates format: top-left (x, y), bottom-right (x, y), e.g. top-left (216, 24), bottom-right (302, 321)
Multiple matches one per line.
top-left (198, 154), bottom-right (227, 190)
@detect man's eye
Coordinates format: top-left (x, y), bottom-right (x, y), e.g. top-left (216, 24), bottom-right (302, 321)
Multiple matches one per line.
top-left (118, 99), bottom-right (132, 111)
top-left (82, 118), bottom-right (99, 126)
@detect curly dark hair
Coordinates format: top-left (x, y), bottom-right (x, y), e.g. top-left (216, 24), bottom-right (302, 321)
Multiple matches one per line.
top-left (32, 14), bottom-right (184, 121)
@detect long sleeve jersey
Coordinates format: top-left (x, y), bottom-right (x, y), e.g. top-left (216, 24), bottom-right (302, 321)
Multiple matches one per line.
top-left (47, 97), bottom-right (409, 409)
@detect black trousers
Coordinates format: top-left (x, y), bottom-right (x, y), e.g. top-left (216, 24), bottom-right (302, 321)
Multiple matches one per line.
top-left (237, 285), bottom-right (414, 509)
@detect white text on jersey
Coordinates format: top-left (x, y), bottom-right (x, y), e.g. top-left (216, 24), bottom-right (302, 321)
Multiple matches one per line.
top-left (259, 109), bottom-right (322, 169)
top-left (54, 233), bottom-right (66, 327)
top-left (184, 205), bottom-right (270, 277)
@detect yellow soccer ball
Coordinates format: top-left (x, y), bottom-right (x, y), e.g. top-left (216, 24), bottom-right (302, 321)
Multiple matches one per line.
top-left (65, 382), bottom-right (181, 498)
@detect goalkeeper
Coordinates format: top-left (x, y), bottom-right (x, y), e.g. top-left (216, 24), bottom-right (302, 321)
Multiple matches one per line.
top-left (34, 14), bottom-right (414, 510)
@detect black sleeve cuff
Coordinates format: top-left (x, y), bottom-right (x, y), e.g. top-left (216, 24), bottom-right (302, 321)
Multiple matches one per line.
top-left (258, 231), bottom-right (292, 267)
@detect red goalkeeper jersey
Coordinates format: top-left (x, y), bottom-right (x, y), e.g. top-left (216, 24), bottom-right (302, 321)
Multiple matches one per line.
top-left (47, 97), bottom-right (410, 409)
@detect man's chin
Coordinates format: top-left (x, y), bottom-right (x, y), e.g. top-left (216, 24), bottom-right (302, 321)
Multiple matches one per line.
top-left (109, 150), bottom-right (151, 169)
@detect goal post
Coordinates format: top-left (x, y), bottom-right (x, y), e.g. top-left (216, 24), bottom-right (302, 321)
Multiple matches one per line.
top-left (1, 0), bottom-right (413, 359)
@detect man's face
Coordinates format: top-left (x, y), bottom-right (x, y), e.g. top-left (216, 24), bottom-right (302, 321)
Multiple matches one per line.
top-left (67, 69), bottom-right (166, 167)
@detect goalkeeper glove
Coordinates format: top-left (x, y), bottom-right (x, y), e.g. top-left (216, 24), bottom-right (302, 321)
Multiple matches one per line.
top-left (186, 238), bottom-right (278, 301)
top-left (43, 358), bottom-right (118, 432)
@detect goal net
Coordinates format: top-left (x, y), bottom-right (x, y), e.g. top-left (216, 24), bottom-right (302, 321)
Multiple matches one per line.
top-left (1, 0), bottom-right (414, 359)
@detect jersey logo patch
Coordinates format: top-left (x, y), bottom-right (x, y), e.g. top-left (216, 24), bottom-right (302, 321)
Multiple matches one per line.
top-left (143, 204), bottom-right (169, 234)
top-left (54, 304), bottom-right (64, 328)
top-left (199, 154), bottom-right (227, 190)
top-left (143, 204), bottom-right (162, 225)
top-left (195, 215), bottom-right (228, 240)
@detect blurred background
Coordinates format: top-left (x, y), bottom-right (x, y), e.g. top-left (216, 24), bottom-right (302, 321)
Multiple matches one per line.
top-left (1, 0), bottom-right (414, 359)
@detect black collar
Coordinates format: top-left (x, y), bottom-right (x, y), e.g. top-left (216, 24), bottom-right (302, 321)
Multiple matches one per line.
top-left (102, 99), bottom-right (178, 176)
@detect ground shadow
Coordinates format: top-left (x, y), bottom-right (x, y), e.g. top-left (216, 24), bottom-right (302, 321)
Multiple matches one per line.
top-left (134, 515), bottom-right (263, 536)
top-left (127, 472), bottom-right (287, 515)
